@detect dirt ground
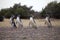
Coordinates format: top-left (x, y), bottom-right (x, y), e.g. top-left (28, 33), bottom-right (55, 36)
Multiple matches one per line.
top-left (0, 26), bottom-right (60, 40)
top-left (0, 19), bottom-right (60, 27)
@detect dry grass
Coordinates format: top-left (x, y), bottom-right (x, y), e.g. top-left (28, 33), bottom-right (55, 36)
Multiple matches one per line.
top-left (0, 19), bottom-right (60, 27)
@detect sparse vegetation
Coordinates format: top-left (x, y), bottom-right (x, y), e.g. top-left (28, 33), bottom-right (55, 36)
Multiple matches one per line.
top-left (0, 19), bottom-right (60, 27)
